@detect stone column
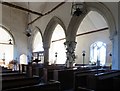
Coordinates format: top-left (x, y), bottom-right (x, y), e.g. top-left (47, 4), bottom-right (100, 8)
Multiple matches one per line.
top-left (64, 41), bottom-right (77, 68)
top-left (43, 46), bottom-right (49, 67)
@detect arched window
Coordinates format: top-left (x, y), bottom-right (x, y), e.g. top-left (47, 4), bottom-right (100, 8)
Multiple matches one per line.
top-left (49, 24), bottom-right (66, 64)
top-left (20, 54), bottom-right (27, 64)
top-left (0, 27), bottom-right (13, 67)
top-left (90, 41), bottom-right (106, 66)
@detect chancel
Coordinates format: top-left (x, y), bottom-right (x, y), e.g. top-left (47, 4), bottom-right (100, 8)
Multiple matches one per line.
top-left (0, 1), bottom-right (120, 91)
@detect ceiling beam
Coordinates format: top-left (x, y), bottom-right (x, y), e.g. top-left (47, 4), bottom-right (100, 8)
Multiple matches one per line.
top-left (76, 27), bottom-right (109, 37)
top-left (1, 1), bottom-right (67, 25)
top-left (52, 27), bottom-right (109, 42)
top-left (1, 2), bottom-right (43, 16)
top-left (0, 43), bottom-right (13, 45)
top-left (28, 2), bottom-right (66, 25)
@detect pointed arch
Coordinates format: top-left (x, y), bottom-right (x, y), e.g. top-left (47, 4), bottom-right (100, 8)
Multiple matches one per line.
top-left (75, 10), bottom-right (111, 65)
top-left (35, 26), bottom-right (43, 40)
top-left (0, 25), bottom-right (15, 45)
top-left (32, 26), bottom-right (44, 52)
top-left (43, 16), bottom-right (66, 65)
top-left (49, 24), bottom-right (66, 64)
top-left (67, 2), bottom-right (116, 41)
top-left (86, 2), bottom-right (116, 40)
top-left (43, 16), bottom-right (66, 48)
top-left (0, 25), bottom-right (15, 66)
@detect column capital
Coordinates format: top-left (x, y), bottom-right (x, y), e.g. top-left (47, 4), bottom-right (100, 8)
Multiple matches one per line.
top-left (43, 46), bottom-right (50, 49)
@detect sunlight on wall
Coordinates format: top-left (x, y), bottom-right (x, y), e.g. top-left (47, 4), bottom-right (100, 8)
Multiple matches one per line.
top-left (49, 24), bottom-right (66, 64)
top-left (0, 27), bottom-right (13, 67)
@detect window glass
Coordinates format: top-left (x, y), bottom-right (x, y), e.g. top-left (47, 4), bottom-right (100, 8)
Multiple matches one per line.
top-left (90, 41), bottom-right (106, 66)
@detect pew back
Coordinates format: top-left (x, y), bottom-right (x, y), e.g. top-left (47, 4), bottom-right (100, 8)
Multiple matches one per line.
top-left (2, 80), bottom-right (61, 91)
top-left (2, 76), bottom-right (40, 90)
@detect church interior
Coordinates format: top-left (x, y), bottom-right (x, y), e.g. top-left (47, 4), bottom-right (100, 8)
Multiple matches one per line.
top-left (0, 1), bottom-right (120, 91)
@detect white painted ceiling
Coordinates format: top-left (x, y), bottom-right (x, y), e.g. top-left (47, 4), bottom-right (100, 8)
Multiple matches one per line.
top-left (77, 11), bottom-right (108, 34)
top-left (11, 2), bottom-right (61, 22)
top-left (12, 2), bottom-right (108, 33)
top-left (12, 2), bottom-right (59, 14)
top-left (3, 2), bottom-right (108, 33)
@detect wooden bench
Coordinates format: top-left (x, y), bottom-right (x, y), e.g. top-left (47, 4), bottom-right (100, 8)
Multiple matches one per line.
top-left (1, 72), bottom-right (26, 80)
top-left (53, 68), bottom-right (81, 90)
top-left (113, 76), bottom-right (120, 91)
top-left (78, 70), bottom-right (120, 91)
top-left (2, 76), bottom-right (40, 90)
top-left (73, 69), bottom-right (108, 91)
top-left (1, 67), bottom-right (13, 73)
top-left (77, 86), bottom-right (94, 91)
top-left (2, 80), bottom-right (61, 91)
top-left (91, 70), bottom-right (120, 91)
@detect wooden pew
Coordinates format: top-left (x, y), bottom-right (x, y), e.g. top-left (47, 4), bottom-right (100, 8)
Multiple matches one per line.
top-left (1, 67), bottom-right (13, 73)
top-left (53, 66), bottom-right (102, 90)
top-left (87, 70), bottom-right (120, 91)
top-left (2, 70), bottom-right (19, 73)
top-left (113, 76), bottom-right (120, 91)
top-left (21, 63), bottom-right (45, 78)
top-left (53, 68), bottom-right (80, 90)
top-left (2, 65), bottom-right (61, 91)
top-left (2, 72), bottom-right (26, 80)
top-left (2, 76), bottom-right (40, 90)
top-left (74, 70), bottom-right (120, 91)
top-left (73, 69), bottom-right (108, 91)
top-left (77, 87), bottom-right (94, 91)
top-left (2, 80), bottom-right (61, 91)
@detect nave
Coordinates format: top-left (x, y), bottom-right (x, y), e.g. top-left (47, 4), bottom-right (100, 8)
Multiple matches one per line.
top-left (1, 63), bottom-right (120, 91)
top-left (0, 1), bottom-right (120, 91)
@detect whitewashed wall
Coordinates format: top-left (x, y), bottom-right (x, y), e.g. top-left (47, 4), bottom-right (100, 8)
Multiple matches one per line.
top-left (2, 5), bottom-right (28, 62)
top-left (75, 30), bottom-right (112, 65)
